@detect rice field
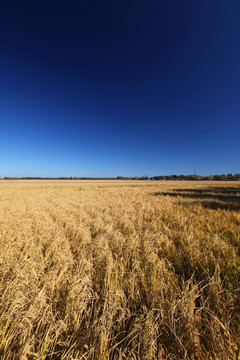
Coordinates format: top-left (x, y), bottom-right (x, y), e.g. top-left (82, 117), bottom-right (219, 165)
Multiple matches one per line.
top-left (0, 180), bottom-right (239, 359)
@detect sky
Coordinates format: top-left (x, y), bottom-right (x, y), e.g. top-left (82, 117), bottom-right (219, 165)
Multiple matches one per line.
top-left (0, 0), bottom-right (239, 177)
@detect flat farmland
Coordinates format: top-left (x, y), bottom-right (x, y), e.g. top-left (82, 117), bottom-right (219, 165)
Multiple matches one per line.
top-left (0, 181), bottom-right (239, 359)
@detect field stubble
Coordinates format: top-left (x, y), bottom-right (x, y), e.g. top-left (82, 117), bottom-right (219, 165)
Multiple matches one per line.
top-left (0, 181), bottom-right (239, 359)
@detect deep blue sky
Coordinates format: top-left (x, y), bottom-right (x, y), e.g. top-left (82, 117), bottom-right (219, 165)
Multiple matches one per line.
top-left (0, 1), bottom-right (239, 177)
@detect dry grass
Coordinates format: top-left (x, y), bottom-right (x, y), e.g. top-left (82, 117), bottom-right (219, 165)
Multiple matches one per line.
top-left (0, 181), bottom-right (239, 359)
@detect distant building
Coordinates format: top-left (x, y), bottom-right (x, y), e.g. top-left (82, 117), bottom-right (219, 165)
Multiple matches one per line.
top-left (139, 176), bottom-right (150, 180)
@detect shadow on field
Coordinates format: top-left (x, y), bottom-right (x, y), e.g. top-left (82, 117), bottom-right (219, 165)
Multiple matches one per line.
top-left (154, 186), bottom-right (240, 211)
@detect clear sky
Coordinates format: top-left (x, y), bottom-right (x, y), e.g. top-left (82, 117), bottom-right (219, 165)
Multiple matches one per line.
top-left (0, 0), bottom-right (239, 177)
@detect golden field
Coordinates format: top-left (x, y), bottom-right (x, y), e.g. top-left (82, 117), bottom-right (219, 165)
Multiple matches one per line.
top-left (0, 181), bottom-right (239, 359)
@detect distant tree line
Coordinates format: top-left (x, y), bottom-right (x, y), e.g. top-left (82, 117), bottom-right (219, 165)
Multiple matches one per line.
top-left (117, 174), bottom-right (240, 181)
top-left (4, 177), bottom-right (117, 180)
top-left (150, 173), bottom-right (240, 181)
top-left (3, 173), bottom-right (240, 181)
